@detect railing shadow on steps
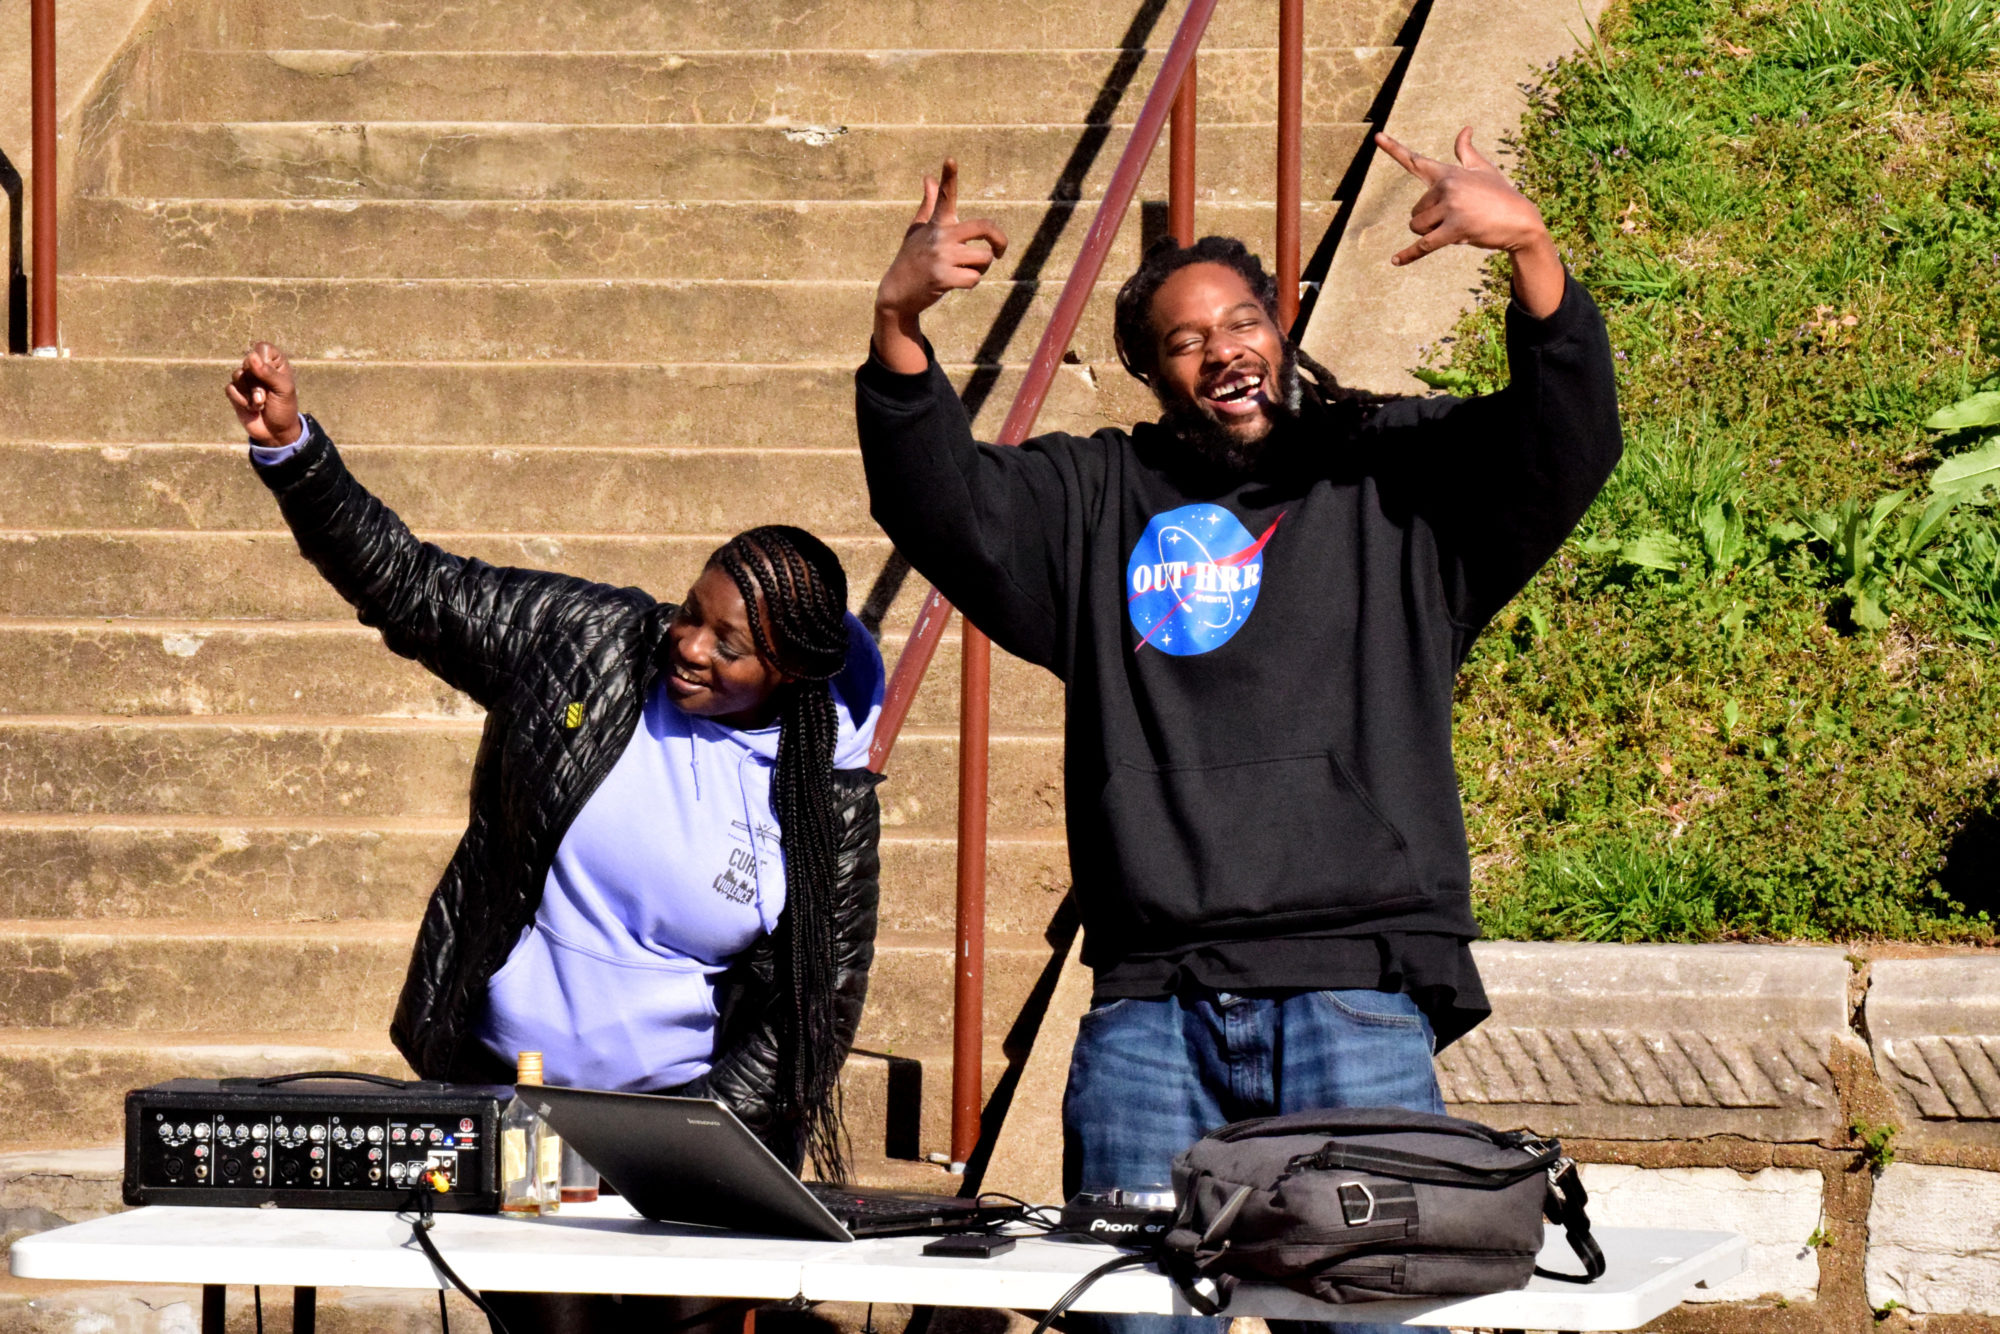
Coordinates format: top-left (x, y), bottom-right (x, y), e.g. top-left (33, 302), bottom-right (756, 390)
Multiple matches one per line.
top-left (2, 150), bottom-right (25, 356)
top-left (862, 0), bottom-right (1314, 1176)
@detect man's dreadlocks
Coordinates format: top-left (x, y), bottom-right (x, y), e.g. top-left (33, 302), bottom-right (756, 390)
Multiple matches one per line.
top-left (710, 525), bottom-right (856, 1183)
top-left (1111, 234), bottom-right (1382, 412)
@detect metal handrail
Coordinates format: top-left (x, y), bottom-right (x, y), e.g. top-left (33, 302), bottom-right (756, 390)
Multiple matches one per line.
top-left (29, 0), bottom-right (57, 353)
top-left (865, 0), bottom-right (1221, 1169)
top-left (864, 0), bottom-right (1316, 1168)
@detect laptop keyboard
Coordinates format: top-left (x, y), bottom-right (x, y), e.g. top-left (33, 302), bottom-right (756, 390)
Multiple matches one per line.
top-left (804, 1183), bottom-right (969, 1219)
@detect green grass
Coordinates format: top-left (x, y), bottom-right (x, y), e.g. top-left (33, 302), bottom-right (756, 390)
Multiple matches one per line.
top-left (1430, 0), bottom-right (2000, 942)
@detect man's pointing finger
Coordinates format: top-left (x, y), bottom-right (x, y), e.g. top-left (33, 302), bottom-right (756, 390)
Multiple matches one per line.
top-left (1374, 131), bottom-right (1436, 182)
top-left (936, 157), bottom-right (961, 226)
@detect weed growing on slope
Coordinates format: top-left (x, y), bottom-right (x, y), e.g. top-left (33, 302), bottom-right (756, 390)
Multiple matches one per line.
top-left (1431, 0), bottom-right (2000, 941)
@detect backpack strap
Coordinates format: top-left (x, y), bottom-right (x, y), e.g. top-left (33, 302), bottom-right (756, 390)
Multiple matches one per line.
top-left (1533, 1159), bottom-right (1606, 1284)
top-left (1281, 1140), bottom-right (1562, 1191)
top-left (1161, 1184), bottom-right (1253, 1316)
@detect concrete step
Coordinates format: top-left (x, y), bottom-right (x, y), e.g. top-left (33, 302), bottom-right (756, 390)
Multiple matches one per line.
top-left (57, 277), bottom-right (1129, 364)
top-left (0, 620), bottom-right (1066, 729)
top-left (0, 357), bottom-right (1158, 447)
top-left (0, 531), bottom-right (919, 623)
top-left (91, 121), bottom-right (1369, 203)
top-left (206, 0), bottom-right (1413, 55)
top-left (0, 444), bottom-right (879, 534)
top-left (0, 925), bottom-right (1051, 1055)
top-left (0, 1037), bottom-right (1010, 1168)
top-left (0, 921), bottom-right (412, 1032)
top-left (66, 196), bottom-right (1340, 281)
top-left (0, 717), bottom-right (1063, 826)
top-left (162, 47), bottom-right (1397, 127)
top-left (0, 816), bottom-right (1070, 935)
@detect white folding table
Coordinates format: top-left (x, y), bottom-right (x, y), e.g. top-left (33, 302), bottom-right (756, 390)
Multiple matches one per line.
top-left (11, 1198), bottom-right (1745, 1334)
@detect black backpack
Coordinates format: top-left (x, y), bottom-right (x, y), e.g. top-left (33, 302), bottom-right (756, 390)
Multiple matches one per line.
top-left (1160, 1108), bottom-right (1604, 1309)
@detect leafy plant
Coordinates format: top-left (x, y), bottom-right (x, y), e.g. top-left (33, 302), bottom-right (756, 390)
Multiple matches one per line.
top-left (1929, 435), bottom-right (2000, 506)
top-left (1410, 363), bottom-right (1503, 396)
top-left (1798, 491), bottom-right (1956, 629)
top-left (1915, 513), bottom-right (2000, 642)
top-left (1783, 0), bottom-right (2000, 92)
top-left (1485, 838), bottom-right (1740, 943)
top-left (1924, 390), bottom-right (2000, 434)
top-left (1852, 1118), bottom-right (1900, 1172)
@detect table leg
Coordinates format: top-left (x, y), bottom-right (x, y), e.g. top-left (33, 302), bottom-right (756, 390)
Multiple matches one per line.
top-left (200, 1285), bottom-right (224, 1334)
top-left (294, 1285), bottom-right (318, 1334)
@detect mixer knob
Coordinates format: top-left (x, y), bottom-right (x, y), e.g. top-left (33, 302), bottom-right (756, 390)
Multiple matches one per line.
top-left (235, 1125), bottom-right (250, 1140)
top-left (309, 1125), bottom-right (326, 1142)
top-left (252, 1124), bottom-right (269, 1141)
top-left (157, 1122), bottom-right (173, 1140)
top-left (367, 1126), bottom-right (384, 1143)
top-left (176, 1124), bottom-right (191, 1139)
top-left (192, 1124), bottom-right (210, 1140)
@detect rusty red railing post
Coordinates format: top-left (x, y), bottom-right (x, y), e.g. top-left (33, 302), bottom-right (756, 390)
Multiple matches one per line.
top-left (30, 0), bottom-right (58, 354)
top-left (1169, 54), bottom-right (1197, 246)
top-left (1276, 0), bottom-right (1304, 330)
top-left (867, 0), bottom-right (1221, 1172)
top-left (949, 628), bottom-right (990, 1169)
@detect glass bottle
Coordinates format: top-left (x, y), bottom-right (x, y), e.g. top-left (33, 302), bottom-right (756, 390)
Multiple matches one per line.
top-left (499, 1051), bottom-right (559, 1215)
top-left (560, 1140), bottom-right (599, 1204)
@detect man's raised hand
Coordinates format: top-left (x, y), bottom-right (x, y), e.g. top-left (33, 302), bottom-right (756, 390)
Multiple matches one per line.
top-left (225, 342), bottom-right (304, 448)
top-left (872, 159), bottom-right (1009, 374)
top-left (1374, 127), bottom-right (1564, 318)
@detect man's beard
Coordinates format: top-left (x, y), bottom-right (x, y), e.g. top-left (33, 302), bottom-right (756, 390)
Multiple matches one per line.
top-left (1157, 344), bottom-right (1303, 476)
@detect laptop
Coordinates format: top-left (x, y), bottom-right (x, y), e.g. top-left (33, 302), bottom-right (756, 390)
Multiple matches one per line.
top-left (525, 1084), bottom-right (1020, 1241)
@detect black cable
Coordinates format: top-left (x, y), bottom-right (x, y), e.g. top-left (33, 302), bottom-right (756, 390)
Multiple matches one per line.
top-left (1027, 1251), bottom-right (1154, 1334)
top-left (975, 1192), bottom-right (1064, 1233)
top-left (438, 1287), bottom-right (450, 1334)
top-left (399, 1186), bottom-right (514, 1334)
top-left (253, 1285), bottom-right (264, 1334)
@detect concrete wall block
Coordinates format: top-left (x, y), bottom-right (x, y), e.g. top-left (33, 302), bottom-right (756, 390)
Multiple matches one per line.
top-left (1865, 958), bottom-right (2000, 1142)
top-left (1577, 1165), bottom-right (1824, 1303)
top-left (1440, 943), bottom-right (1854, 1142)
top-left (1867, 1163), bottom-right (2000, 1315)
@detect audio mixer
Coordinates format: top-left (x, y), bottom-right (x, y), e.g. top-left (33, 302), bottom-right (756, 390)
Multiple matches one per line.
top-left (125, 1073), bottom-right (505, 1212)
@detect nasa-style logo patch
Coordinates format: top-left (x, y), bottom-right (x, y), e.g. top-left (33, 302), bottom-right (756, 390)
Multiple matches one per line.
top-left (1125, 504), bottom-right (1284, 656)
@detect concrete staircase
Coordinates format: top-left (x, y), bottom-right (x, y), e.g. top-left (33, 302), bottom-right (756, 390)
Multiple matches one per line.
top-left (0, 0), bottom-right (1414, 1315)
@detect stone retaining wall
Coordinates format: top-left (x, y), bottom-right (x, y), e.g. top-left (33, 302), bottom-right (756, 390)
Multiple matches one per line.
top-left (1449, 943), bottom-right (2000, 1333)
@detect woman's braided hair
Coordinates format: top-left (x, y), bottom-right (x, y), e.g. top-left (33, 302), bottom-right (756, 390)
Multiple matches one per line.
top-left (709, 525), bottom-right (855, 1181)
top-left (1111, 234), bottom-right (1384, 412)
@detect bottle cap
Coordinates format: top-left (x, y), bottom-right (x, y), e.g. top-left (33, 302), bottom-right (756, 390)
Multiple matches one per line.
top-left (516, 1051), bottom-right (544, 1085)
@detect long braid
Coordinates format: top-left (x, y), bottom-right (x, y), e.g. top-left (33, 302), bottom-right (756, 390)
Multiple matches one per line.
top-left (710, 526), bottom-right (854, 1182)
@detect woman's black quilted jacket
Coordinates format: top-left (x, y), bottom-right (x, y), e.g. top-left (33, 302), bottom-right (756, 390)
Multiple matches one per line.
top-left (254, 419), bottom-right (882, 1157)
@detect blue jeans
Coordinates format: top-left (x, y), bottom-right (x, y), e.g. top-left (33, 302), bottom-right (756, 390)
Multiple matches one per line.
top-left (1061, 988), bottom-right (1447, 1334)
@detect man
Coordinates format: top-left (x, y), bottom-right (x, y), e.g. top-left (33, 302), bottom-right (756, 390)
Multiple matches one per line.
top-left (856, 130), bottom-right (1619, 1333)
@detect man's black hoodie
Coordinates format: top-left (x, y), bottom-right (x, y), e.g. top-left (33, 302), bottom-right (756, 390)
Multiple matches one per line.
top-left (855, 278), bottom-right (1621, 1045)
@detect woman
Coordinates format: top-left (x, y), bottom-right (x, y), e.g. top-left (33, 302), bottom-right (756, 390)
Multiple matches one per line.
top-left (226, 343), bottom-right (883, 1189)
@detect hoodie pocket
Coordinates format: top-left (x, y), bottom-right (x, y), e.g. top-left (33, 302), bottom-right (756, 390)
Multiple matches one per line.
top-left (1099, 750), bottom-right (1426, 937)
